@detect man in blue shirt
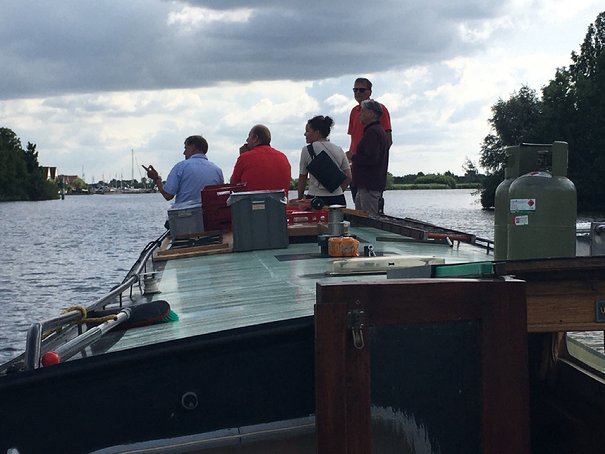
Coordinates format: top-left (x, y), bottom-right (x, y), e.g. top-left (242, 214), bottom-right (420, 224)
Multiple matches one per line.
top-left (145, 135), bottom-right (224, 208)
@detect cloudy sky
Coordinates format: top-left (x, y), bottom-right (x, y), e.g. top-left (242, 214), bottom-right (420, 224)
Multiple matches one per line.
top-left (1, 1), bottom-right (603, 183)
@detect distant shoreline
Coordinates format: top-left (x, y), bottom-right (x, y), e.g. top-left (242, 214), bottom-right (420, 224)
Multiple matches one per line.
top-left (388, 184), bottom-right (481, 190)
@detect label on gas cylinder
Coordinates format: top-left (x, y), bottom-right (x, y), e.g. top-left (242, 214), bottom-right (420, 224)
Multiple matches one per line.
top-left (510, 198), bottom-right (536, 212)
top-left (513, 215), bottom-right (529, 226)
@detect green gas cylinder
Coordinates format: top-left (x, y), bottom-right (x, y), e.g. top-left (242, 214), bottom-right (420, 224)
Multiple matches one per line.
top-left (507, 142), bottom-right (576, 260)
top-left (494, 144), bottom-right (542, 259)
top-left (494, 147), bottom-right (518, 260)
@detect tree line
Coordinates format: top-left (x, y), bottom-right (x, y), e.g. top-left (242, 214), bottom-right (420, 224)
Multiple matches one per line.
top-left (479, 11), bottom-right (605, 211)
top-left (0, 128), bottom-right (58, 202)
top-left (290, 167), bottom-right (484, 192)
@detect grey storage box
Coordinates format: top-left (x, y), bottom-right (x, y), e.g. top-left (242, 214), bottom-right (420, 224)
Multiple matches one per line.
top-left (228, 190), bottom-right (288, 251)
top-left (167, 205), bottom-right (204, 238)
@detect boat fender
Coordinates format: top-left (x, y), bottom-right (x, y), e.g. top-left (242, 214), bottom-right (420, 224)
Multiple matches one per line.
top-left (41, 351), bottom-right (61, 367)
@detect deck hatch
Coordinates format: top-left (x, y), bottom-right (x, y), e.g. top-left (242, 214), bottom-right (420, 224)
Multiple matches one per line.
top-left (315, 279), bottom-right (530, 453)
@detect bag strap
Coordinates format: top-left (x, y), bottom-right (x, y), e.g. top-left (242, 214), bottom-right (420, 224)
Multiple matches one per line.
top-left (306, 144), bottom-right (316, 159)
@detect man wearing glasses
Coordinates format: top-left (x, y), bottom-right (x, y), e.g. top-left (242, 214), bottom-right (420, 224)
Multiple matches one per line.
top-left (351, 100), bottom-right (389, 216)
top-left (347, 78), bottom-right (392, 212)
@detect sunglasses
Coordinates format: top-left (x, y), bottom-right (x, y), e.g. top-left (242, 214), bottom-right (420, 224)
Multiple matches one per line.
top-left (352, 88), bottom-right (368, 93)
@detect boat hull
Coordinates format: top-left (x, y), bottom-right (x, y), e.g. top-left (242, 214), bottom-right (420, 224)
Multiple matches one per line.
top-left (0, 318), bottom-right (315, 453)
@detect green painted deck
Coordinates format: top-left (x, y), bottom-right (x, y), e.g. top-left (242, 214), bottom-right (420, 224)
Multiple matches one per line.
top-left (107, 224), bottom-right (492, 354)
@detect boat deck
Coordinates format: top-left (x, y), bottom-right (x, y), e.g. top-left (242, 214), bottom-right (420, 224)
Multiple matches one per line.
top-left (106, 224), bottom-right (492, 354)
top-left (7, 214), bottom-right (605, 454)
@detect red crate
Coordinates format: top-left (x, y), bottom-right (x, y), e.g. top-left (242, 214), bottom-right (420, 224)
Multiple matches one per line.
top-left (205, 206), bottom-right (231, 221)
top-left (287, 209), bottom-right (328, 225)
top-left (204, 206), bottom-right (232, 230)
top-left (201, 183), bottom-right (247, 231)
top-left (202, 183), bottom-right (247, 208)
top-left (204, 218), bottom-right (233, 232)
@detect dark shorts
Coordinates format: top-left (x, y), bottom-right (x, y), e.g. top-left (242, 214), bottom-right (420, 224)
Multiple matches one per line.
top-left (306, 194), bottom-right (347, 207)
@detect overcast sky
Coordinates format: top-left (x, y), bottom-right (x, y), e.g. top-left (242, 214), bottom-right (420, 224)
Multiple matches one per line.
top-left (1, 1), bottom-right (603, 183)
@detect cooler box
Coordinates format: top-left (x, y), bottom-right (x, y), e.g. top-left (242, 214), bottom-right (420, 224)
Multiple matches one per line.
top-left (167, 206), bottom-right (204, 239)
top-left (228, 190), bottom-right (288, 252)
top-left (201, 183), bottom-right (247, 231)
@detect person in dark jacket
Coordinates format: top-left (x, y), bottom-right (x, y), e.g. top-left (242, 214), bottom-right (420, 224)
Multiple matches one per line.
top-left (351, 99), bottom-right (389, 215)
top-left (347, 78), bottom-right (392, 202)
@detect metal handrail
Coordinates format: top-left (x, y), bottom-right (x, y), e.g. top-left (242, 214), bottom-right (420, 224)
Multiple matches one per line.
top-left (14, 230), bottom-right (169, 371)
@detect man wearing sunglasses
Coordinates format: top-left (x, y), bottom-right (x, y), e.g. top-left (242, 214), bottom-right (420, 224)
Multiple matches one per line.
top-left (347, 78), bottom-right (392, 212)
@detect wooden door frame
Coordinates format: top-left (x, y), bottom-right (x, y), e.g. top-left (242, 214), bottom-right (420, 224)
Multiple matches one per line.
top-left (315, 278), bottom-right (529, 454)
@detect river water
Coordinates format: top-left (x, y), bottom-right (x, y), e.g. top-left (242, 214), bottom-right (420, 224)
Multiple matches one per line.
top-left (0, 193), bottom-right (168, 363)
top-left (0, 189), bottom-right (600, 364)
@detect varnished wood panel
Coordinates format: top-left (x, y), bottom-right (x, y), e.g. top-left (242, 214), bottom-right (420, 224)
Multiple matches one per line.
top-left (500, 257), bottom-right (605, 332)
top-left (315, 279), bottom-right (530, 454)
top-left (526, 279), bottom-right (605, 331)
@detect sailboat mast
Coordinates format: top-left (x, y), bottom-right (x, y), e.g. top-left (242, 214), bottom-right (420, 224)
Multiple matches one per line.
top-left (131, 149), bottom-right (134, 187)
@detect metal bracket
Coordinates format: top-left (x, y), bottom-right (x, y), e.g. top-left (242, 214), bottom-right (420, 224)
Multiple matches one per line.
top-left (595, 300), bottom-right (605, 322)
top-left (347, 310), bottom-right (366, 350)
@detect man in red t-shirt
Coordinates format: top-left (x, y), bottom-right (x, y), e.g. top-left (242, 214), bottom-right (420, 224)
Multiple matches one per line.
top-left (230, 124), bottom-right (291, 196)
top-left (347, 78), bottom-right (392, 208)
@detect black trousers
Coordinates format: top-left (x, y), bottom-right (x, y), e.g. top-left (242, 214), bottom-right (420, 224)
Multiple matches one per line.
top-left (306, 194), bottom-right (347, 207)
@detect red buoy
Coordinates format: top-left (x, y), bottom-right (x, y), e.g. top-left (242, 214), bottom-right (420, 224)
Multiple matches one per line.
top-left (41, 351), bottom-right (61, 367)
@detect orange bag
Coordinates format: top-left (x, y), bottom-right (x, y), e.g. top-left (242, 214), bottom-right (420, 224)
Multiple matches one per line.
top-left (328, 236), bottom-right (359, 257)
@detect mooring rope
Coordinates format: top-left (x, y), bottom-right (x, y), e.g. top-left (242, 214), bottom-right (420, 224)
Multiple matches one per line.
top-left (41, 305), bottom-right (120, 340)
top-left (62, 305), bottom-right (87, 321)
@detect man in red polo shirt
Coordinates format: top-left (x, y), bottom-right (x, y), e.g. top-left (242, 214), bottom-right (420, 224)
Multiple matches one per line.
top-left (230, 124), bottom-right (291, 196)
top-left (347, 78), bottom-right (392, 210)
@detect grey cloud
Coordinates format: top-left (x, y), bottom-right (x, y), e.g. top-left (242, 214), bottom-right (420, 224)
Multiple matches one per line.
top-left (0, 0), bottom-right (509, 100)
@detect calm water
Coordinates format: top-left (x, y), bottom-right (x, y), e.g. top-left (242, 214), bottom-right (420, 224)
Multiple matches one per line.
top-left (0, 193), bottom-right (168, 363)
top-left (382, 189), bottom-right (494, 239)
top-left (0, 189), bottom-right (598, 364)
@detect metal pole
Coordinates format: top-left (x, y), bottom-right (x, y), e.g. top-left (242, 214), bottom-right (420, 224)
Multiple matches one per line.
top-left (48, 308), bottom-right (132, 363)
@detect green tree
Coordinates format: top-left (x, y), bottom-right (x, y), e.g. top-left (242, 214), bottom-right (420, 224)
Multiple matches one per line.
top-left (415, 174), bottom-right (457, 188)
top-left (458, 158), bottom-right (485, 189)
top-left (462, 159), bottom-right (478, 178)
top-left (0, 128), bottom-right (58, 201)
top-left (477, 87), bottom-right (544, 207)
top-left (385, 172), bottom-right (394, 189)
top-left (70, 177), bottom-right (87, 191)
top-left (566, 12), bottom-right (605, 209)
top-left (478, 11), bottom-right (605, 210)
top-left (0, 128), bottom-right (28, 200)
